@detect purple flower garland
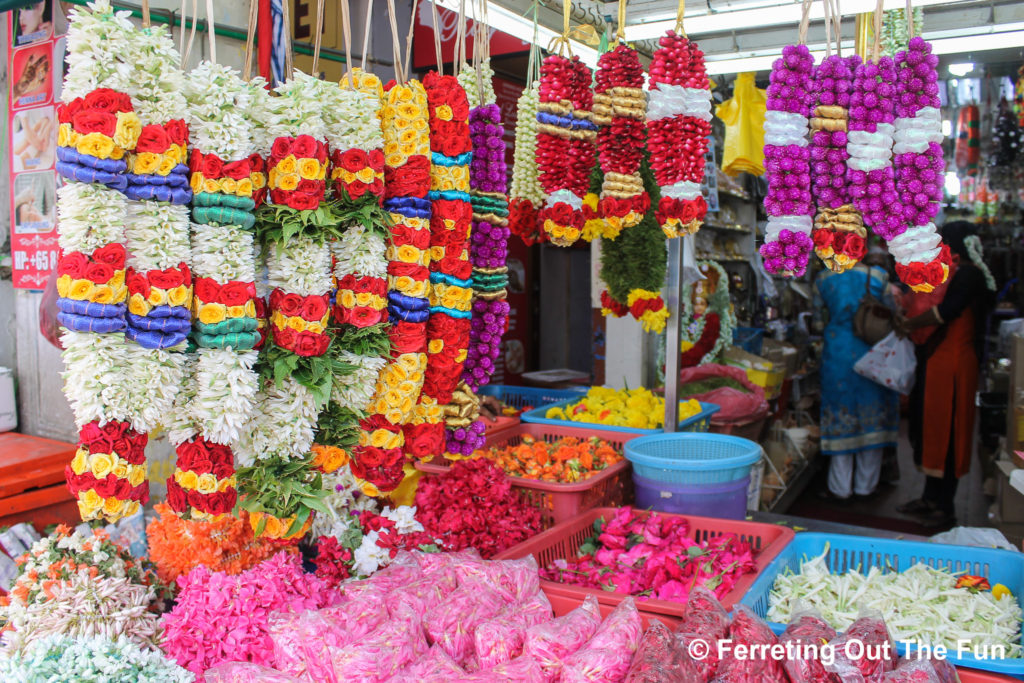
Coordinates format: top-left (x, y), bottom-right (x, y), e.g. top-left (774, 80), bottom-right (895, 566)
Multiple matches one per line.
top-left (760, 45), bottom-right (816, 276)
top-left (810, 55), bottom-right (854, 209)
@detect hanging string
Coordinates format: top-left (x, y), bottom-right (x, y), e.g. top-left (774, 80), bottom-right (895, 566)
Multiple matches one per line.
top-left (823, 0), bottom-right (832, 58)
top-left (614, 0), bottom-right (627, 45)
top-left (312, 0), bottom-right (325, 74)
top-left (455, 0), bottom-right (467, 74)
top-left (386, 0), bottom-right (404, 81)
top-left (547, 0), bottom-right (572, 56)
top-left (871, 0), bottom-right (883, 63)
top-left (281, 0), bottom-right (294, 77)
top-left (244, 0), bottom-right (258, 80)
top-left (141, 0), bottom-right (151, 28)
top-left (404, 0), bottom-right (419, 81)
top-left (474, 0), bottom-right (485, 101)
top-left (831, 0), bottom-right (842, 57)
top-left (181, 0), bottom-right (199, 69)
top-left (340, 0), bottom-right (355, 87)
top-left (361, 0), bottom-right (373, 70)
top-left (524, 0), bottom-right (540, 87)
top-left (429, 0), bottom-right (444, 75)
top-left (797, 0), bottom-right (813, 45)
top-left (206, 0), bottom-right (217, 64)
top-left (675, 0), bottom-right (686, 37)
top-left (906, 0), bottom-right (915, 39)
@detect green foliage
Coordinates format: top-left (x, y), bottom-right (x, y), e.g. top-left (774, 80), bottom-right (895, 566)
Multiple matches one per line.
top-left (236, 454), bottom-right (329, 535)
top-left (599, 154), bottom-right (666, 304)
top-left (336, 322), bottom-right (392, 359)
top-left (257, 338), bottom-right (360, 408)
top-left (315, 401), bottom-right (362, 450)
top-left (254, 196), bottom-right (392, 248)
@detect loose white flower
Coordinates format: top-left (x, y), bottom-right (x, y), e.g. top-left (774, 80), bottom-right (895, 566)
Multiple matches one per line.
top-left (312, 467), bottom-right (381, 539)
top-left (56, 184), bottom-right (127, 254)
top-left (191, 223), bottom-right (257, 283)
top-left (267, 237), bottom-right (332, 297)
top-left (124, 202), bottom-right (191, 272)
top-left (381, 505), bottom-right (424, 535)
top-left (0, 635), bottom-right (193, 682)
top-left (352, 530), bottom-right (390, 577)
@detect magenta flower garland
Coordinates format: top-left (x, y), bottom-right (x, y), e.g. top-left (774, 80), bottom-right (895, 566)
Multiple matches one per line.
top-left (761, 45), bottom-right (816, 276)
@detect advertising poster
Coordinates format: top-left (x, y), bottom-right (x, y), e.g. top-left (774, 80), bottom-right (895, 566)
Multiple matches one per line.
top-left (8, 5), bottom-right (60, 290)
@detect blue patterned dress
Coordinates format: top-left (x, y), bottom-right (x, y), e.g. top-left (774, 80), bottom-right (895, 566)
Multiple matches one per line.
top-left (813, 265), bottom-right (899, 455)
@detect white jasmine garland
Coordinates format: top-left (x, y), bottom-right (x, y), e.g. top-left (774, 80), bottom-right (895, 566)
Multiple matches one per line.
top-left (164, 353), bottom-right (198, 446)
top-left (191, 223), bottom-right (257, 283)
top-left (61, 332), bottom-right (134, 427)
top-left (62, 0), bottom-right (136, 101)
top-left (246, 77), bottom-right (279, 158)
top-left (183, 62), bottom-right (255, 161)
top-left (232, 378), bottom-right (318, 466)
top-left (0, 635), bottom-right (194, 682)
top-left (267, 238), bottom-right (333, 297)
top-left (265, 72), bottom-right (328, 141)
top-left (56, 184), bottom-right (127, 254)
top-left (510, 82), bottom-right (545, 207)
top-left (332, 351), bottom-right (387, 412)
top-left (331, 225), bottom-right (388, 280)
top-left (458, 61), bottom-right (496, 109)
top-left (316, 78), bottom-right (382, 152)
top-left (193, 348), bottom-right (259, 445)
top-left (122, 345), bottom-right (187, 433)
top-left (125, 22), bottom-right (186, 126)
top-left (124, 202), bottom-right (191, 272)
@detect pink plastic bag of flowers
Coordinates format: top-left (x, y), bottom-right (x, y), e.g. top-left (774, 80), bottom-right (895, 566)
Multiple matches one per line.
top-left (319, 594), bottom-right (389, 644)
top-left (779, 608), bottom-right (838, 683)
top-left (329, 603), bottom-right (428, 681)
top-left (523, 595), bottom-right (602, 681)
top-left (711, 605), bottom-right (787, 683)
top-left (880, 658), bottom-right (944, 683)
top-left (624, 621), bottom-right (699, 683)
top-left (559, 599), bottom-right (643, 682)
top-left (824, 610), bottom-right (896, 683)
top-left (385, 644), bottom-right (467, 682)
top-left (203, 662), bottom-right (302, 682)
top-left (386, 573), bottom-right (458, 617)
top-left (675, 587), bottom-right (730, 681)
top-left (588, 597), bottom-right (643, 651)
top-left (479, 556), bottom-right (542, 601)
top-left (415, 548), bottom-right (483, 575)
top-left (475, 591), bottom-right (555, 670)
top-left (267, 612), bottom-right (312, 679)
top-left (368, 553), bottom-right (424, 592)
top-left (426, 578), bottom-right (511, 665)
top-left (462, 655), bottom-right (547, 682)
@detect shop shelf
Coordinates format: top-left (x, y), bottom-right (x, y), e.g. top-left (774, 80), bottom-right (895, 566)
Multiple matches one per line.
top-left (496, 507), bottom-right (794, 621)
top-left (520, 398), bottom-right (719, 435)
top-left (415, 424), bottom-right (640, 528)
top-left (739, 532), bottom-right (1024, 677)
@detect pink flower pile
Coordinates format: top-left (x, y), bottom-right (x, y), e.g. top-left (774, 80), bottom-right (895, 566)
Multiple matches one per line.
top-left (542, 507), bottom-right (756, 603)
top-left (160, 551), bottom-right (339, 675)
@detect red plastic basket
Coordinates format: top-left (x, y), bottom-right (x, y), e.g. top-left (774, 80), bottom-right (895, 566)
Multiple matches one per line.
top-left (496, 507), bottom-right (795, 620)
top-left (483, 414), bottom-right (520, 435)
top-left (957, 670), bottom-right (1019, 682)
top-left (415, 424), bottom-right (641, 528)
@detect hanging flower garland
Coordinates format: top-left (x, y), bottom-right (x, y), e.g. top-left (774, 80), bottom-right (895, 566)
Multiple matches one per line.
top-left (536, 54), bottom-right (597, 246)
top-left (592, 44), bottom-right (648, 239)
top-left (809, 54), bottom-right (868, 272)
top-left (646, 32), bottom-right (712, 238)
top-left (761, 45), bottom-right (816, 276)
top-left (508, 82), bottom-right (546, 245)
top-left (362, 77), bottom-right (433, 491)
top-left (888, 36), bottom-right (950, 293)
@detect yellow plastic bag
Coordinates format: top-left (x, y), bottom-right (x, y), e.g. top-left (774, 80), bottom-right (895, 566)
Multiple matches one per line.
top-left (716, 73), bottom-right (767, 177)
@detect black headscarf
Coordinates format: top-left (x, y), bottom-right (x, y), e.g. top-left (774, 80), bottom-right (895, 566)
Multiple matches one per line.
top-left (941, 220), bottom-right (976, 260)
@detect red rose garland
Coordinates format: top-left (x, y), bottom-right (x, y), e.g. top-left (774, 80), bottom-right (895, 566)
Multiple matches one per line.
top-left (536, 55), bottom-right (597, 246)
top-left (592, 44), bottom-right (649, 239)
top-left (167, 437), bottom-right (238, 520)
top-left (647, 32), bottom-right (712, 238)
top-left (64, 420), bottom-right (149, 522)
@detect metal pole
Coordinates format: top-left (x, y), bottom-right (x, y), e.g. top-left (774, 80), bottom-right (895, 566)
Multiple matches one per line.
top-left (663, 237), bottom-right (684, 433)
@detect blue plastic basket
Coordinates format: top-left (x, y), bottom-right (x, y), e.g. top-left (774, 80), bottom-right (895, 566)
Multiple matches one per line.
top-left (520, 397), bottom-right (719, 435)
top-left (733, 326), bottom-right (764, 355)
top-left (623, 432), bottom-right (761, 485)
top-left (739, 532), bottom-right (1024, 677)
top-left (476, 384), bottom-right (588, 411)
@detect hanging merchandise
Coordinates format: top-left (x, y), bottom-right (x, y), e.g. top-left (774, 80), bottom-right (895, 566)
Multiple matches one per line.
top-left (716, 73), bottom-right (767, 177)
top-left (880, 7), bottom-right (923, 55)
top-left (679, 261), bottom-right (736, 368)
top-left (508, 26), bottom-right (546, 247)
top-left (989, 99), bottom-right (1020, 191)
top-left (760, 25), bottom-right (815, 276)
top-left (646, 29), bottom-right (712, 238)
top-left (888, 35), bottom-right (950, 293)
top-left (1016, 65), bottom-right (1024, 128)
top-left (954, 104), bottom-right (980, 175)
top-left (591, 42), bottom-right (648, 239)
top-left (809, 10), bottom-right (867, 274)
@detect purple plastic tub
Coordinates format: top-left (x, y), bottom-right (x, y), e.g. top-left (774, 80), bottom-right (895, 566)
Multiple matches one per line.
top-left (633, 473), bottom-right (750, 519)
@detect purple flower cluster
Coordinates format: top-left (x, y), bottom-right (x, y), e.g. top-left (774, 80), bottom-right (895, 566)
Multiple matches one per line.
top-left (759, 229), bottom-right (815, 276)
top-left (895, 37), bottom-right (941, 118)
top-left (810, 55), bottom-right (855, 209)
top-left (462, 298), bottom-right (510, 391)
top-left (849, 56), bottom-right (897, 132)
top-left (470, 219), bottom-right (510, 269)
top-left (849, 166), bottom-right (901, 239)
top-left (469, 104), bottom-right (508, 193)
top-left (764, 146), bottom-right (812, 216)
top-left (445, 420), bottom-right (486, 456)
top-left (767, 44), bottom-right (815, 115)
top-left (894, 142), bottom-right (944, 227)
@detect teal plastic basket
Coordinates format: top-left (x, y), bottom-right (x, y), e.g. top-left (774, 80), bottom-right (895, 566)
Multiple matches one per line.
top-left (623, 432), bottom-right (761, 485)
top-left (520, 398), bottom-right (719, 435)
top-left (739, 532), bottom-right (1024, 677)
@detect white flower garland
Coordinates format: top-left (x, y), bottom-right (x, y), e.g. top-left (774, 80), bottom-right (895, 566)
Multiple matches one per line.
top-left (190, 223), bottom-right (257, 283)
top-left (266, 238), bottom-right (333, 297)
top-left (56, 184), bottom-right (127, 254)
top-left (123, 24), bottom-right (186, 126)
top-left (331, 225), bottom-right (387, 280)
top-left (193, 349), bottom-right (260, 446)
top-left (232, 378), bottom-right (318, 467)
top-left (123, 204), bottom-right (191, 272)
top-left (332, 350), bottom-right (387, 412)
top-left (61, 0), bottom-right (135, 101)
top-left (265, 72), bottom-right (328, 142)
top-left (316, 77), bottom-right (382, 152)
top-left (246, 77), bottom-right (279, 158)
top-left (510, 82), bottom-right (544, 208)
top-left (61, 332), bottom-right (134, 428)
top-left (183, 62), bottom-right (254, 161)
top-left (458, 61), bottom-right (496, 109)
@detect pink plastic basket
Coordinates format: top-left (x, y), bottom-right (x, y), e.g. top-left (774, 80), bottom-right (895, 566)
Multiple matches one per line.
top-left (496, 507), bottom-right (795, 621)
top-left (957, 670), bottom-right (1020, 682)
top-left (414, 424), bottom-right (641, 529)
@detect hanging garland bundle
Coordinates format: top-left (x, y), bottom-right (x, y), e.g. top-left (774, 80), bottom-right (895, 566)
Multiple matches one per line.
top-left (646, 31), bottom-right (712, 238)
top-left (599, 155), bottom-right (670, 333)
top-left (888, 36), bottom-right (950, 293)
top-left (761, 44), bottom-right (815, 276)
top-left (536, 54), bottom-right (597, 246)
top-left (508, 82), bottom-right (546, 245)
top-left (592, 44), bottom-right (648, 239)
top-left (809, 54), bottom-right (867, 272)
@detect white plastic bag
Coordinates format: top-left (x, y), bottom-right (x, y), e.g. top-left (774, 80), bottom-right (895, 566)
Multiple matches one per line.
top-left (853, 332), bottom-right (916, 395)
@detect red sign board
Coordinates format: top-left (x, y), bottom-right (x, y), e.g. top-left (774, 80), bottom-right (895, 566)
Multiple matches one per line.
top-left (413, 3), bottom-right (530, 69)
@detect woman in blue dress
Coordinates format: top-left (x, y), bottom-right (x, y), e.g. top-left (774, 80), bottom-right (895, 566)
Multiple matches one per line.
top-left (813, 258), bottom-right (900, 500)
